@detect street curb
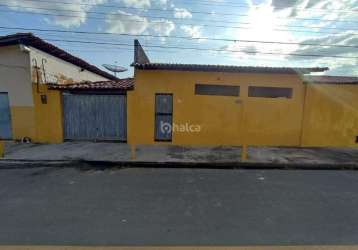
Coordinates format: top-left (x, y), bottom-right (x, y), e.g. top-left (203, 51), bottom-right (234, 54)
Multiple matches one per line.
top-left (0, 160), bottom-right (79, 169)
top-left (83, 160), bottom-right (358, 170)
top-left (1, 159), bottom-right (358, 170)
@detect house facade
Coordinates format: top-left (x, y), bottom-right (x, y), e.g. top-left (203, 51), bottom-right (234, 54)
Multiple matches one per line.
top-left (0, 33), bottom-right (117, 142)
top-left (128, 65), bottom-right (358, 147)
top-left (2, 35), bottom-right (358, 147)
top-left (126, 41), bottom-right (358, 147)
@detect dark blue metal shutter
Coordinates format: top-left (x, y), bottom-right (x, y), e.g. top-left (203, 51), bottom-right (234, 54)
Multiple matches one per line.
top-left (0, 93), bottom-right (12, 139)
top-left (155, 94), bottom-right (173, 141)
top-left (63, 94), bottom-right (127, 141)
top-left (95, 95), bottom-right (127, 140)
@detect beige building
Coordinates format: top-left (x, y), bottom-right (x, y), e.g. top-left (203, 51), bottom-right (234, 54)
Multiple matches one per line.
top-left (0, 33), bottom-right (117, 141)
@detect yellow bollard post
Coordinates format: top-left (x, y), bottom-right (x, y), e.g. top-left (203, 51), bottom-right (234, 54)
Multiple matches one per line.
top-left (239, 99), bottom-right (248, 161)
top-left (241, 144), bottom-right (248, 161)
top-left (131, 144), bottom-right (136, 160)
top-left (0, 139), bottom-right (4, 158)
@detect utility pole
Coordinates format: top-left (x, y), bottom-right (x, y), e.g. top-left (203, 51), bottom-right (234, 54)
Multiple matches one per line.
top-left (0, 139), bottom-right (4, 158)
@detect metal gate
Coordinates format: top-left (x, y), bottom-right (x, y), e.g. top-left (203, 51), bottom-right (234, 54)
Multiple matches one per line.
top-left (0, 93), bottom-right (12, 139)
top-left (63, 93), bottom-right (127, 141)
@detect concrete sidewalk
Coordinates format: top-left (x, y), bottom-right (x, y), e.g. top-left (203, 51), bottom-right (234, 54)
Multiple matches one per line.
top-left (1, 141), bottom-right (358, 169)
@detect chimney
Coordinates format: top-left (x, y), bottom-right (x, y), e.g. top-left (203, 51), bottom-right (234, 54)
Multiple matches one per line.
top-left (134, 39), bottom-right (150, 65)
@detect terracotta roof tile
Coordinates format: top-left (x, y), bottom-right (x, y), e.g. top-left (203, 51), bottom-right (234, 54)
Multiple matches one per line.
top-left (48, 78), bottom-right (134, 90)
top-left (133, 63), bottom-right (328, 74)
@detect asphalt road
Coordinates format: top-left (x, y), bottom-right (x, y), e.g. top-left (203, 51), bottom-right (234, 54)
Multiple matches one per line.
top-left (1, 166), bottom-right (358, 246)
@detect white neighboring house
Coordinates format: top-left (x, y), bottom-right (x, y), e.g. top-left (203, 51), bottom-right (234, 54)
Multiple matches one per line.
top-left (0, 33), bottom-right (118, 140)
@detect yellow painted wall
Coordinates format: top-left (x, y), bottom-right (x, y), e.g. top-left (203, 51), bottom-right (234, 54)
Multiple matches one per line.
top-left (10, 107), bottom-right (36, 140)
top-left (7, 83), bottom-right (64, 143)
top-left (301, 83), bottom-right (358, 147)
top-left (24, 70), bottom-right (358, 148)
top-left (32, 84), bottom-right (64, 143)
top-left (245, 81), bottom-right (305, 146)
top-left (128, 69), bottom-right (305, 146)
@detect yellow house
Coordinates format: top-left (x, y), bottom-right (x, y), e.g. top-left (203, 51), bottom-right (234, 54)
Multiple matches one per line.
top-left (128, 40), bottom-right (355, 147)
top-left (0, 33), bottom-right (117, 142)
top-left (2, 36), bottom-right (358, 148)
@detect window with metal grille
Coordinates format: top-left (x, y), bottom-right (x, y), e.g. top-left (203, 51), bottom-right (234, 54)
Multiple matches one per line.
top-left (248, 86), bottom-right (293, 98)
top-left (155, 94), bottom-right (173, 141)
top-left (195, 84), bottom-right (240, 96)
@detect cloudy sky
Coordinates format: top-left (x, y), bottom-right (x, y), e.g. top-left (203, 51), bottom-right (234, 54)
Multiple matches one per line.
top-left (0, 0), bottom-right (357, 77)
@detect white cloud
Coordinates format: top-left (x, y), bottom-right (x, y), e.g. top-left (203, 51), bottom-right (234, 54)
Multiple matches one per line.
top-left (270, 0), bottom-right (358, 24)
top-left (154, 0), bottom-right (168, 6)
top-left (115, 0), bottom-right (150, 8)
top-left (150, 19), bottom-right (175, 36)
top-left (286, 32), bottom-right (358, 74)
top-left (115, 0), bottom-right (168, 8)
top-left (106, 11), bottom-right (175, 38)
top-left (3, 0), bottom-right (106, 28)
top-left (209, 0), bottom-right (358, 73)
top-left (223, 2), bottom-right (298, 60)
top-left (180, 25), bottom-right (205, 40)
top-left (106, 10), bottom-right (149, 35)
top-left (174, 8), bottom-right (192, 18)
top-left (323, 60), bottom-right (358, 76)
top-left (297, 56), bottom-right (358, 76)
top-left (292, 33), bottom-right (358, 58)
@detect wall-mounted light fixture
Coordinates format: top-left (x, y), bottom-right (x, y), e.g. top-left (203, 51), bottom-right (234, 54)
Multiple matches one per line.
top-left (40, 94), bottom-right (47, 104)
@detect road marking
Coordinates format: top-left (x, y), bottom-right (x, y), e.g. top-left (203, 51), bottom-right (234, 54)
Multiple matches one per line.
top-left (1, 247), bottom-right (358, 250)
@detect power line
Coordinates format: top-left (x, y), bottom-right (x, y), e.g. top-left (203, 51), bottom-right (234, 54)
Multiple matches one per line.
top-left (6, 0), bottom-right (358, 15)
top-left (172, 0), bottom-right (358, 13)
top-left (1, 8), bottom-right (357, 36)
top-left (39, 38), bottom-right (358, 59)
top-left (1, 26), bottom-right (357, 49)
top-left (0, 34), bottom-right (292, 63)
top-left (2, 2), bottom-right (358, 25)
top-left (42, 34), bottom-right (297, 55)
top-left (65, 48), bottom-right (302, 63)
top-left (47, 41), bottom-right (325, 63)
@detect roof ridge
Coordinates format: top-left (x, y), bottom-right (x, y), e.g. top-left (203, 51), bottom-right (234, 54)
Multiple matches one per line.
top-left (0, 33), bottom-right (119, 81)
top-left (133, 62), bottom-right (328, 74)
top-left (303, 75), bottom-right (358, 84)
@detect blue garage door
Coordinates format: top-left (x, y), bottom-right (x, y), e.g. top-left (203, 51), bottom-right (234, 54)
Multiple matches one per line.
top-left (63, 93), bottom-right (127, 141)
top-left (0, 93), bottom-right (12, 139)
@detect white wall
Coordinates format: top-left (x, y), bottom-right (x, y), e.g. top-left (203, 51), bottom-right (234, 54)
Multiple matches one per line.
top-left (0, 45), bottom-right (33, 106)
top-left (0, 44), bottom-right (113, 107)
top-left (29, 46), bottom-right (110, 84)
